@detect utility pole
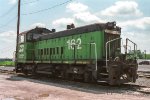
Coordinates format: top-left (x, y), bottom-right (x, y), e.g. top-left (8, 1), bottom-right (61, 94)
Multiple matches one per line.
top-left (15, 0), bottom-right (21, 66)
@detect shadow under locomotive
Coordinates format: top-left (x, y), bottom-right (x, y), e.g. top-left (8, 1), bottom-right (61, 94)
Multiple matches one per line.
top-left (6, 73), bottom-right (149, 96)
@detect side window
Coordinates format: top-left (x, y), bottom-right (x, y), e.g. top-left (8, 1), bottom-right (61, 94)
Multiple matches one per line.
top-left (61, 47), bottom-right (64, 54)
top-left (19, 35), bottom-right (24, 43)
top-left (44, 48), bottom-right (46, 55)
top-left (50, 48), bottom-right (52, 55)
top-left (41, 49), bottom-right (43, 55)
top-left (27, 34), bottom-right (33, 41)
top-left (47, 48), bottom-right (49, 55)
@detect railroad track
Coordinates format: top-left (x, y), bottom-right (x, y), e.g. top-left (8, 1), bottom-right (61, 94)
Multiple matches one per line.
top-left (1, 69), bottom-right (150, 96)
top-left (138, 71), bottom-right (150, 78)
top-left (1, 69), bottom-right (150, 80)
top-left (0, 70), bottom-right (150, 96)
top-left (0, 69), bottom-right (15, 74)
top-left (0, 69), bottom-right (149, 85)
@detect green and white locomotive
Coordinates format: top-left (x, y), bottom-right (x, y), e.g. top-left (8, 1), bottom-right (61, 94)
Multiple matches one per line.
top-left (15, 22), bottom-right (138, 85)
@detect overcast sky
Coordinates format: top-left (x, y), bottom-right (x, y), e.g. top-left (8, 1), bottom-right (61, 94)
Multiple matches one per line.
top-left (0, 0), bottom-right (150, 58)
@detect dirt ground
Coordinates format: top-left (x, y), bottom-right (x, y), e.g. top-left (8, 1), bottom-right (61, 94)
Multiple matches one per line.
top-left (0, 73), bottom-right (150, 100)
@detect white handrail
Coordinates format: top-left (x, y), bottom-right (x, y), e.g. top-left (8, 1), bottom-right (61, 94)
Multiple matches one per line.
top-left (105, 38), bottom-right (122, 70)
top-left (90, 43), bottom-right (98, 71)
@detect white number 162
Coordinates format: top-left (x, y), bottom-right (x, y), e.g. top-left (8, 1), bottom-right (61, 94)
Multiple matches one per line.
top-left (67, 38), bottom-right (82, 50)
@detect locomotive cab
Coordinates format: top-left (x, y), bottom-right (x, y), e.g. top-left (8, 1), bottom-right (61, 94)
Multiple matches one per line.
top-left (16, 27), bottom-right (51, 73)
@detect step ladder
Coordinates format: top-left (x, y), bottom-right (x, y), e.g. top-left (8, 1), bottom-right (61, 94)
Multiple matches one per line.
top-left (97, 66), bottom-right (109, 83)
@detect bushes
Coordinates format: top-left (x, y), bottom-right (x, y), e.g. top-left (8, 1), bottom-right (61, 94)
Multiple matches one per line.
top-left (146, 54), bottom-right (150, 59)
top-left (0, 61), bottom-right (15, 66)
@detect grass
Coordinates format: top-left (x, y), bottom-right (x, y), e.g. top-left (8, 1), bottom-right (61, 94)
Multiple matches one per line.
top-left (146, 54), bottom-right (150, 59)
top-left (0, 61), bottom-right (15, 66)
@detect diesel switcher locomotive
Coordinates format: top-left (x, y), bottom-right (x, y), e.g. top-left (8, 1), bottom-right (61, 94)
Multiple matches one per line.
top-left (15, 22), bottom-right (138, 85)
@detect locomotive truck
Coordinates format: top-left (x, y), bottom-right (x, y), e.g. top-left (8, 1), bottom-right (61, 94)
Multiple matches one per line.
top-left (15, 22), bottom-right (138, 85)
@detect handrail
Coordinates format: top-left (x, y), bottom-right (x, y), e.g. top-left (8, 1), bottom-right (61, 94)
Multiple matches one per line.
top-left (125, 38), bottom-right (137, 58)
top-left (123, 45), bottom-right (131, 53)
top-left (71, 43), bottom-right (98, 71)
top-left (69, 42), bottom-right (98, 71)
top-left (90, 43), bottom-right (98, 71)
top-left (105, 38), bottom-right (122, 70)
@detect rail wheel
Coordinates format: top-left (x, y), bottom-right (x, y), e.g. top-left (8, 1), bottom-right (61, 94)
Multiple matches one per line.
top-left (15, 64), bottom-right (20, 73)
top-left (84, 71), bottom-right (92, 82)
top-left (108, 65), bottom-right (121, 85)
top-left (23, 69), bottom-right (28, 75)
top-left (31, 65), bottom-right (37, 75)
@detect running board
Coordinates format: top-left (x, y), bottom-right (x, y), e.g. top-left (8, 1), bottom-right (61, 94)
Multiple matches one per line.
top-left (97, 78), bottom-right (109, 83)
top-left (36, 71), bottom-right (52, 74)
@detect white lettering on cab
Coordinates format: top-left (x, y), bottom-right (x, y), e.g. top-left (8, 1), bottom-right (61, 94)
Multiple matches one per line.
top-left (67, 38), bottom-right (82, 50)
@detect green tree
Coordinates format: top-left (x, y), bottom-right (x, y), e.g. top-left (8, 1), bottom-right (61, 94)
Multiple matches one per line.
top-left (128, 50), bottom-right (144, 59)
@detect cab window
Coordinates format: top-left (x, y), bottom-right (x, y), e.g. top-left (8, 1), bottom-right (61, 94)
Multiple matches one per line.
top-left (19, 35), bottom-right (24, 43)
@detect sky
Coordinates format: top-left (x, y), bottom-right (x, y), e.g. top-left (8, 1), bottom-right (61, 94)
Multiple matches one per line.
top-left (0, 0), bottom-right (150, 58)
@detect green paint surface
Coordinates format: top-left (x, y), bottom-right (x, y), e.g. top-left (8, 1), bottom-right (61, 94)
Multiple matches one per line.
top-left (17, 30), bottom-right (105, 63)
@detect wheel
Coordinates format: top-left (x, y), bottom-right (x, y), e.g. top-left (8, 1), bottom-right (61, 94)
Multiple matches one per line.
top-left (23, 69), bottom-right (28, 75)
top-left (84, 72), bottom-right (90, 82)
top-left (22, 65), bottom-right (28, 76)
top-left (31, 65), bottom-right (37, 75)
top-left (84, 71), bottom-right (93, 83)
top-left (108, 65), bottom-right (121, 85)
top-left (68, 73), bottom-right (74, 81)
top-left (15, 64), bottom-right (21, 73)
top-left (15, 65), bottom-right (19, 73)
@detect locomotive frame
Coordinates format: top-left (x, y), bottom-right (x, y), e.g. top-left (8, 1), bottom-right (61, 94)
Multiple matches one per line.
top-left (15, 22), bottom-right (138, 85)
